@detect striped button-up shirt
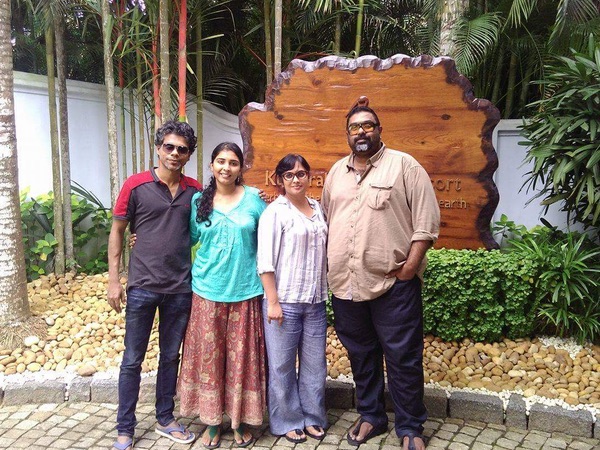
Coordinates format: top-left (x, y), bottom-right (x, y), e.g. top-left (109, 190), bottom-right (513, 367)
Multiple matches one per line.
top-left (257, 195), bottom-right (328, 304)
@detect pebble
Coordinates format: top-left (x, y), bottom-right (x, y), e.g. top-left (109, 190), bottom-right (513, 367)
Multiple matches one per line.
top-left (1, 273), bottom-right (599, 414)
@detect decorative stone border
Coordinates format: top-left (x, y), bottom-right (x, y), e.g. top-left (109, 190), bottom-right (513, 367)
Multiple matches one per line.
top-left (1, 377), bottom-right (597, 439)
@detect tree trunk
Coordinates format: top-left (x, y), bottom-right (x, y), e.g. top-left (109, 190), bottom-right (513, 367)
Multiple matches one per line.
top-left (54, 14), bottom-right (74, 269)
top-left (0, 0), bottom-right (37, 345)
top-left (354, 0), bottom-right (364, 57)
top-left (45, 25), bottom-right (65, 275)
top-left (101, 0), bottom-right (121, 205)
top-left (334, 9), bottom-right (341, 55)
top-left (264, 0), bottom-right (273, 85)
top-left (439, 0), bottom-right (469, 57)
top-left (504, 51), bottom-right (518, 119)
top-left (274, 0), bottom-right (282, 77)
top-left (196, 14), bottom-right (204, 184)
top-left (134, 11), bottom-right (145, 172)
top-left (159, 0), bottom-right (170, 124)
top-left (178, 0), bottom-right (188, 122)
top-left (491, 45), bottom-right (504, 105)
top-left (129, 82), bottom-right (138, 174)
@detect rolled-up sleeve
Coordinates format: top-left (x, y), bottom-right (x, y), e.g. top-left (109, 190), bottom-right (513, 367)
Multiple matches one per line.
top-left (406, 165), bottom-right (440, 243)
top-left (257, 205), bottom-right (282, 274)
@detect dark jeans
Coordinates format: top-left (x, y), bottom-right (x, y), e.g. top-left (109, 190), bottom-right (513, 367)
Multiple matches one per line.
top-left (332, 278), bottom-right (426, 437)
top-left (116, 287), bottom-right (192, 437)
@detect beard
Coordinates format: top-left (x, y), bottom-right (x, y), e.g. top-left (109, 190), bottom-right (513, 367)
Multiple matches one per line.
top-left (355, 143), bottom-right (370, 152)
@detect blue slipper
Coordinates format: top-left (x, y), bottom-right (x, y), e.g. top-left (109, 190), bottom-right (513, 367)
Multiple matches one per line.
top-left (112, 436), bottom-right (134, 450)
top-left (155, 422), bottom-right (196, 444)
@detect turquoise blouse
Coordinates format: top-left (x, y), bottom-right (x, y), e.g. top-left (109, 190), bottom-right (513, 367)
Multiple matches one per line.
top-left (190, 186), bottom-right (266, 302)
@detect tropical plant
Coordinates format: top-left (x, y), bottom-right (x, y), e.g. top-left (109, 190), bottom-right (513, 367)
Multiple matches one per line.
top-left (506, 223), bottom-right (600, 344)
top-left (520, 34), bottom-right (600, 233)
top-left (20, 185), bottom-right (112, 280)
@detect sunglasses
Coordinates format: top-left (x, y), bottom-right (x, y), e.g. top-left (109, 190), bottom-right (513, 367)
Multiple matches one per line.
top-left (161, 143), bottom-right (190, 155)
top-left (347, 121), bottom-right (378, 136)
top-left (282, 170), bottom-right (309, 181)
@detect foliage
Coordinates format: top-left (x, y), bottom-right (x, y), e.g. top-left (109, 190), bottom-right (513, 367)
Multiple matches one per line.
top-left (502, 221), bottom-right (600, 344)
top-left (422, 248), bottom-right (538, 342)
top-left (520, 35), bottom-right (600, 233)
top-left (20, 184), bottom-right (112, 280)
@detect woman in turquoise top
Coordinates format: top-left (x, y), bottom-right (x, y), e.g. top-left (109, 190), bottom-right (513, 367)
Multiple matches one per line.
top-left (178, 142), bottom-right (266, 449)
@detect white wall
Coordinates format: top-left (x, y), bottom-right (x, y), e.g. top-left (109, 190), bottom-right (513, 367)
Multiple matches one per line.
top-left (13, 71), bottom-right (242, 207)
top-left (14, 71), bottom-right (574, 231)
top-left (492, 120), bottom-right (580, 231)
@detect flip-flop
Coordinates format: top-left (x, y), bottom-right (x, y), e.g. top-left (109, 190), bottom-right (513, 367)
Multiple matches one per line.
top-left (284, 428), bottom-right (307, 444)
top-left (399, 430), bottom-right (425, 450)
top-left (155, 422), bottom-right (196, 444)
top-left (202, 425), bottom-right (222, 449)
top-left (112, 436), bottom-right (134, 450)
top-left (305, 425), bottom-right (326, 440)
top-left (346, 418), bottom-right (387, 447)
top-left (233, 424), bottom-right (255, 447)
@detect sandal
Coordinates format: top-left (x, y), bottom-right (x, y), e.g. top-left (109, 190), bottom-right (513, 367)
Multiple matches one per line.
top-left (305, 425), bottom-right (325, 440)
top-left (399, 430), bottom-right (425, 450)
top-left (155, 422), bottom-right (196, 444)
top-left (284, 428), bottom-right (307, 443)
top-left (112, 436), bottom-right (134, 450)
top-left (202, 425), bottom-right (222, 449)
top-left (233, 424), bottom-right (255, 448)
top-left (346, 417), bottom-right (387, 447)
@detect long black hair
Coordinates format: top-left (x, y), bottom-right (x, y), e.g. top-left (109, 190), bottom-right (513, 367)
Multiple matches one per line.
top-left (195, 142), bottom-right (244, 226)
top-left (274, 153), bottom-right (310, 195)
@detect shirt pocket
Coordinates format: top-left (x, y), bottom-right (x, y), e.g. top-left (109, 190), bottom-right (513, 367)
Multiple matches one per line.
top-left (367, 183), bottom-right (393, 210)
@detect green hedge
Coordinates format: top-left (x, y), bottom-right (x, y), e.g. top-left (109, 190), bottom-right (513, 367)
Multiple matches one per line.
top-left (423, 249), bottom-right (538, 342)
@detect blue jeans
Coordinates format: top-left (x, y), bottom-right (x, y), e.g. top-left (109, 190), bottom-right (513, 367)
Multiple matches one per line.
top-left (116, 288), bottom-right (192, 437)
top-left (262, 301), bottom-right (327, 436)
top-left (332, 278), bottom-right (426, 438)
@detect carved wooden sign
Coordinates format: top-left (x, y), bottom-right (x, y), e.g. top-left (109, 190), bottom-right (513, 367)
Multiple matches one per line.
top-left (239, 54), bottom-right (500, 250)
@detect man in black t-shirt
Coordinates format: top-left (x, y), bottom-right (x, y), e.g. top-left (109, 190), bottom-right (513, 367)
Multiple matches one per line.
top-left (107, 121), bottom-right (201, 450)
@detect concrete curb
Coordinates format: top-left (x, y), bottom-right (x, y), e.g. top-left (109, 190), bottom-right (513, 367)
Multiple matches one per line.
top-left (0, 375), bottom-right (597, 439)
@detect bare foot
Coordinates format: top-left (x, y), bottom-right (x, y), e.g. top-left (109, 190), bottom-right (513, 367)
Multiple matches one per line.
top-left (305, 425), bottom-right (325, 439)
top-left (202, 425), bottom-right (221, 448)
top-left (349, 419), bottom-right (374, 442)
top-left (114, 435), bottom-right (133, 450)
top-left (156, 420), bottom-right (194, 442)
top-left (403, 434), bottom-right (426, 450)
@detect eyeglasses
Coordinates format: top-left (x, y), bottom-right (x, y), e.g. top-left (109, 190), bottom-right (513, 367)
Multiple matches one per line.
top-left (347, 121), bottom-right (378, 135)
top-left (161, 143), bottom-right (190, 155)
top-left (282, 170), bottom-right (309, 181)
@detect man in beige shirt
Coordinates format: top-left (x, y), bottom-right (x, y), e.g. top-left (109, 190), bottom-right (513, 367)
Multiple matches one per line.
top-left (322, 98), bottom-right (440, 450)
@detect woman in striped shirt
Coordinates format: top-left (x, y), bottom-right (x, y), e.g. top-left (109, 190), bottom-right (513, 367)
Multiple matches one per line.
top-left (257, 154), bottom-right (329, 443)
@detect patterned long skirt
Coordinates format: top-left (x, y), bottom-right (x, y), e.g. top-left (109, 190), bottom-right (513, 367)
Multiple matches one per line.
top-left (178, 293), bottom-right (266, 428)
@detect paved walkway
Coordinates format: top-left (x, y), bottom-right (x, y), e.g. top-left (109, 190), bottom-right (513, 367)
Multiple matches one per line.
top-left (0, 402), bottom-right (598, 450)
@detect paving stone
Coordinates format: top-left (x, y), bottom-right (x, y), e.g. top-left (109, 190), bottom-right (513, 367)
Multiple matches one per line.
top-left (448, 391), bottom-right (504, 424)
top-left (68, 377), bottom-right (91, 402)
top-left (595, 412), bottom-right (600, 440)
top-left (90, 378), bottom-right (118, 403)
top-left (505, 393), bottom-right (527, 429)
top-left (2, 381), bottom-right (65, 406)
top-left (325, 380), bottom-right (354, 410)
top-left (528, 404), bottom-right (593, 438)
top-left (424, 386), bottom-right (448, 418)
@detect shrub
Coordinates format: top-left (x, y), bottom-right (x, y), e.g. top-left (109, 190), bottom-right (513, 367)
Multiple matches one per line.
top-left (423, 249), bottom-right (538, 341)
top-left (20, 184), bottom-right (112, 280)
top-left (519, 34), bottom-right (600, 234)
top-left (504, 223), bottom-right (600, 344)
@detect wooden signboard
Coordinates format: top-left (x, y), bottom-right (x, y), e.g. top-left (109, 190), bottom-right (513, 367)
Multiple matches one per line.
top-left (239, 54), bottom-right (500, 250)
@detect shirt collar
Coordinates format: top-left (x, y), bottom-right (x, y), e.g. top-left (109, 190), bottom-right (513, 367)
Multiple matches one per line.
top-left (345, 143), bottom-right (386, 172)
top-left (151, 167), bottom-right (188, 189)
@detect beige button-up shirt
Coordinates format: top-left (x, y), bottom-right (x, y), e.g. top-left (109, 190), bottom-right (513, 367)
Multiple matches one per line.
top-left (322, 144), bottom-right (440, 301)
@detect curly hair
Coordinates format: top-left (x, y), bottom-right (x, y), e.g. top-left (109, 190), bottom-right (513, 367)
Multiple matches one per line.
top-left (195, 142), bottom-right (244, 226)
top-left (154, 120), bottom-right (197, 154)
